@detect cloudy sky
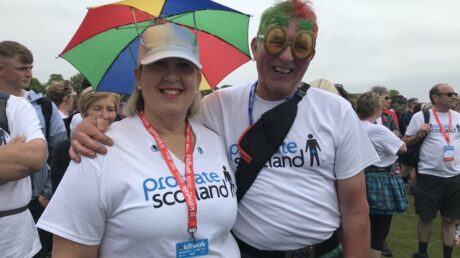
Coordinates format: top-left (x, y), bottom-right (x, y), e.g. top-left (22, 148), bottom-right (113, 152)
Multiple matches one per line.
top-left (2, 0), bottom-right (459, 102)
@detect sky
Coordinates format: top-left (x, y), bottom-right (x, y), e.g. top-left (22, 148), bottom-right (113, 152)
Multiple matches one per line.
top-left (2, 0), bottom-right (460, 102)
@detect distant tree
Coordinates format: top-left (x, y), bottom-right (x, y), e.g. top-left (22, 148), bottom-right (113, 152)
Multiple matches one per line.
top-left (389, 89), bottom-right (400, 97)
top-left (29, 78), bottom-right (45, 93)
top-left (70, 73), bottom-right (87, 95)
top-left (348, 92), bottom-right (360, 101)
top-left (391, 94), bottom-right (407, 111)
top-left (46, 74), bottom-right (64, 85)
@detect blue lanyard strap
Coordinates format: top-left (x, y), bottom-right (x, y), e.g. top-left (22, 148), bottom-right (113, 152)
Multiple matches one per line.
top-left (248, 82), bottom-right (305, 126)
top-left (248, 82), bottom-right (258, 126)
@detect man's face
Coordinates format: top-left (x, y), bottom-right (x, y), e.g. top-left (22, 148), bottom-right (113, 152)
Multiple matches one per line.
top-left (252, 18), bottom-right (315, 101)
top-left (0, 56), bottom-right (33, 90)
top-left (433, 84), bottom-right (457, 111)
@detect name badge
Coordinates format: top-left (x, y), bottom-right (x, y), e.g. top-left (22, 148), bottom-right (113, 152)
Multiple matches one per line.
top-left (443, 145), bottom-right (454, 161)
top-left (176, 239), bottom-right (209, 258)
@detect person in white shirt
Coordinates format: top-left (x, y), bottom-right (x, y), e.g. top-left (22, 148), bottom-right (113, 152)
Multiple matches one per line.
top-left (355, 92), bottom-right (407, 258)
top-left (37, 23), bottom-right (238, 258)
top-left (404, 83), bottom-right (460, 258)
top-left (0, 48), bottom-right (47, 258)
top-left (70, 1), bottom-right (379, 257)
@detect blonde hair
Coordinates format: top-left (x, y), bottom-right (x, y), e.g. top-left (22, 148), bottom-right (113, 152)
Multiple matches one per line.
top-left (45, 80), bottom-right (75, 106)
top-left (309, 78), bottom-right (339, 95)
top-left (78, 87), bottom-right (119, 118)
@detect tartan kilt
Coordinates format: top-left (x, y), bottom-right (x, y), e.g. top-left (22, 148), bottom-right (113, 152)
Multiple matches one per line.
top-left (365, 170), bottom-right (408, 215)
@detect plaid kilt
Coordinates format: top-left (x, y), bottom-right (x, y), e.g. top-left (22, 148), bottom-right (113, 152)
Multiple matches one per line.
top-left (365, 170), bottom-right (408, 215)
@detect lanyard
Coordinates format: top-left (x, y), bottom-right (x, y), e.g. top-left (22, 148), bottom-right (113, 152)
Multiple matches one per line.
top-left (139, 112), bottom-right (198, 239)
top-left (247, 81), bottom-right (293, 126)
top-left (248, 81), bottom-right (258, 126)
top-left (432, 108), bottom-right (452, 144)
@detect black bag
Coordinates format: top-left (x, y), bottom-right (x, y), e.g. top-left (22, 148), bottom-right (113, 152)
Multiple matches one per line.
top-left (405, 110), bottom-right (430, 170)
top-left (235, 83), bottom-right (309, 202)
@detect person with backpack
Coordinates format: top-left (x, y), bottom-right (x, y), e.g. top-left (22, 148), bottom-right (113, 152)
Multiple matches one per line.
top-left (0, 41), bottom-right (67, 258)
top-left (404, 83), bottom-right (460, 258)
top-left (0, 42), bottom-right (49, 257)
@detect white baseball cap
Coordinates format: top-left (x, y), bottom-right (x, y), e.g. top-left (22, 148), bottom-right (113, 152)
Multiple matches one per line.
top-left (138, 22), bottom-right (202, 69)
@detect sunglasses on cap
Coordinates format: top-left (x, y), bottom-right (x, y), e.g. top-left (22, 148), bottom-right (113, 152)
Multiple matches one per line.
top-left (258, 25), bottom-right (315, 60)
top-left (436, 92), bottom-right (458, 97)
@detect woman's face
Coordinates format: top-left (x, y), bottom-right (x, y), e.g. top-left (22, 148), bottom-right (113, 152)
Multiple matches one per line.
top-left (380, 94), bottom-right (391, 109)
top-left (136, 57), bottom-right (201, 119)
top-left (84, 96), bottom-right (117, 124)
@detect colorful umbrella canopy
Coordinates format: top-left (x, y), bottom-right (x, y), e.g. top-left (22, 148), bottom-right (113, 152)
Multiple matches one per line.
top-left (61, 0), bottom-right (251, 94)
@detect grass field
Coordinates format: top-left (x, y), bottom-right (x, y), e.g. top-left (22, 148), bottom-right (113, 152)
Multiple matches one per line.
top-left (386, 194), bottom-right (459, 258)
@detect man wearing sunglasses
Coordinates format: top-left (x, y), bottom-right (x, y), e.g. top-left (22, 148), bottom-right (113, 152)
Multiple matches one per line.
top-left (199, 1), bottom-right (378, 256)
top-left (70, 1), bottom-right (378, 257)
top-left (404, 83), bottom-right (460, 258)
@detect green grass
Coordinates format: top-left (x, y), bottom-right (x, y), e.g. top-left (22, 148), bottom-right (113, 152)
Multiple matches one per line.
top-left (386, 194), bottom-right (459, 258)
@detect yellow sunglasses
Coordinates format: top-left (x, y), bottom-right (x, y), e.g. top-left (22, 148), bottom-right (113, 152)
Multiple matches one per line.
top-left (258, 24), bottom-right (315, 60)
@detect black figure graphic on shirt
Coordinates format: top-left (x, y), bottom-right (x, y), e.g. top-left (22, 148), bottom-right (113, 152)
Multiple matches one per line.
top-left (456, 123), bottom-right (460, 133)
top-left (0, 129), bottom-right (7, 145)
top-left (223, 166), bottom-right (235, 196)
top-left (305, 134), bottom-right (321, 167)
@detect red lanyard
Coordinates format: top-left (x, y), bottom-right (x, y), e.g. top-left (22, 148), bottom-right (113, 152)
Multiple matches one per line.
top-left (139, 112), bottom-right (198, 238)
top-left (432, 109), bottom-right (452, 144)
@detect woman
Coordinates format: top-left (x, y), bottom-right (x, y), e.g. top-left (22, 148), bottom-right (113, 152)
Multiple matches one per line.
top-left (45, 80), bottom-right (76, 118)
top-left (355, 92), bottom-right (408, 258)
top-left (38, 23), bottom-right (239, 257)
top-left (50, 87), bottom-right (119, 192)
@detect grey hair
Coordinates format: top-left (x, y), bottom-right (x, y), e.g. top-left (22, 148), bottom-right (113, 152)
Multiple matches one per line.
top-left (370, 85), bottom-right (389, 96)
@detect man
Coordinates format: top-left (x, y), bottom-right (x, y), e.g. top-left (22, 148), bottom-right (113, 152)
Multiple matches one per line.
top-left (400, 97), bottom-right (420, 136)
top-left (404, 83), bottom-right (460, 258)
top-left (71, 1), bottom-right (378, 257)
top-left (0, 63), bottom-right (47, 257)
top-left (399, 97), bottom-right (420, 191)
top-left (0, 41), bottom-right (67, 258)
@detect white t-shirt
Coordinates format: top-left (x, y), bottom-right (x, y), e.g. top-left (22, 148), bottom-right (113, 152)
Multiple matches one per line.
top-left (406, 109), bottom-right (460, 177)
top-left (361, 121), bottom-right (403, 167)
top-left (0, 95), bottom-right (44, 258)
top-left (38, 116), bottom-right (239, 258)
top-left (199, 83), bottom-right (379, 250)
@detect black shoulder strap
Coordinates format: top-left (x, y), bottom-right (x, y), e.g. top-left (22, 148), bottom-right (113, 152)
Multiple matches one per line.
top-left (0, 92), bottom-right (10, 135)
top-left (63, 112), bottom-right (79, 138)
top-left (37, 97), bottom-right (52, 140)
top-left (235, 83), bottom-right (310, 202)
top-left (423, 109), bottom-right (430, 124)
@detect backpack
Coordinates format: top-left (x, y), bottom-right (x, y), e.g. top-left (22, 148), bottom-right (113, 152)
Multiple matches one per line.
top-left (63, 111), bottom-right (80, 138)
top-left (36, 97), bottom-right (52, 140)
top-left (0, 93), bottom-right (53, 156)
top-left (0, 92), bottom-right (10, 135)
top-left (405, 110), bottom-right (430, 170)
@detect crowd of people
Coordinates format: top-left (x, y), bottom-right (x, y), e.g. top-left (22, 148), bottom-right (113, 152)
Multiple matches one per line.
top-left (1, 0), bottom-right (459, 258)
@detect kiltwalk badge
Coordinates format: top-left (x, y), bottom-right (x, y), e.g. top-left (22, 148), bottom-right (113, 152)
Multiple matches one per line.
top-left (443, 145), bottom-right (454, 161)
top-left (176, 239), bottom-right (209, 258)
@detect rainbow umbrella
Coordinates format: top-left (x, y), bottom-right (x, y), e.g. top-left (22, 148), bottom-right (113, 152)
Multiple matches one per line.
top-left (61, 0), bottom-right (251, 94)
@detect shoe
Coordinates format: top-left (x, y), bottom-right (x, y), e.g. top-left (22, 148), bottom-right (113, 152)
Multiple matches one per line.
top-left (411, 252), bottom-right (429, 258)
top-left (381, 242), bottom-right (393, 257)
